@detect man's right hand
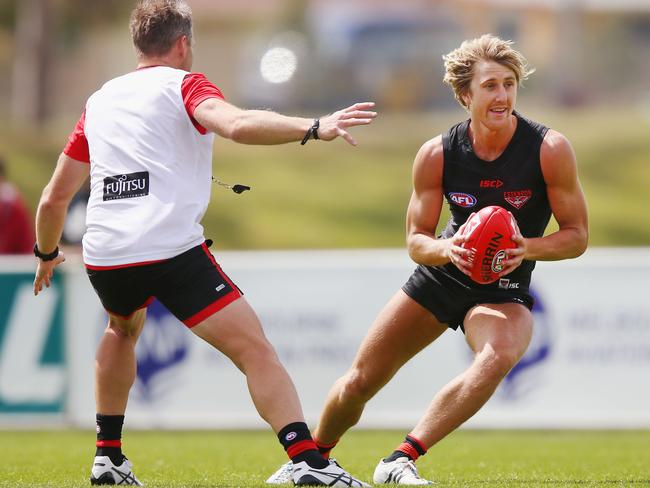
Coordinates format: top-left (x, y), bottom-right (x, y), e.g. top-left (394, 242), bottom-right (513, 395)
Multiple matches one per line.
top-left (446, 221), bottom-right (473, 276)
top-left (318, 102), bottom-right (377, 146)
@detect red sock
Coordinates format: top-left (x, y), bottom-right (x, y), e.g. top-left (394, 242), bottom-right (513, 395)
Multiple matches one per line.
top-left (314, 437), bottom-right (339, 459)
top-left (395, 434), bottom-right (427, 461)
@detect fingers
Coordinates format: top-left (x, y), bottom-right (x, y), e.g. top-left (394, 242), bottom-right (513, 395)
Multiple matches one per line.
top-left (33, 271), bottom-right (50, 295)
top-left (319, 102), bottom-right (377, 144)
top-left (457, 212), bottom-right (475, 236)
top-left (448, 243), bottom-right (473, 276)
top-left (339, 118), bottom-right (374, 128)
top-left (340, 110), bottom-right (378, 120)
top-left (345, 102), bottom-right (375, 111)
top-left (33, 255), bottom-right (65, 296)
top-left (339, 128), bottom-right (357, 146)
top-left (499, 246), bottom-right (525, 276)
top-left (451, 231), bottom-right (468, 247)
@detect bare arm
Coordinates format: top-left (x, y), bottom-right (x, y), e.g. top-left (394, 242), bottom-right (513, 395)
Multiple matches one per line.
top-left (34, 153), bottom-right (89, 295)
top-left (500, 130), bottom-right (588, 274)
top-left (193, 98), bottom-right (376, 146)
top-left (406, 137), bottom-right (472, 272)
top-left (526, 130), bottom-right (588, 260)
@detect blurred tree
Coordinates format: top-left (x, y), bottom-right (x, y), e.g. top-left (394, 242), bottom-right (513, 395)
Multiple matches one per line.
top-left (10, 0), bottom-right (129, 126)
top-left (0, 1), bottom-right (16, 29)
top-left (12, 0), bottom-right (51, 125)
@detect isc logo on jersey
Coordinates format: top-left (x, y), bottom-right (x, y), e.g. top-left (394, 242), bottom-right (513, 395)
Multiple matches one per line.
top-left (449, 192), bottom-right (477, 208)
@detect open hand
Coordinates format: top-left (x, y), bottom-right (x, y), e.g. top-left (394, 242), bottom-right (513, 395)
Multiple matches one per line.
top-left (318, 102), bottom-right (377, 146)
top-left (34, 252), bottom-right (66, 296)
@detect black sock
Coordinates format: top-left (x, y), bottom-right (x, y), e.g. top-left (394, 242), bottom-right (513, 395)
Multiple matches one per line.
top-left (95, 414), bottom-right (124, 465)
top-left (277, 422), bottom-right (328, 469)
top-left (385, 449), bottom-right (412, 462)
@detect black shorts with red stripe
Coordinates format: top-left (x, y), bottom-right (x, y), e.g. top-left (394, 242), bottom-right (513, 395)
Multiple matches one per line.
top-left (86, 242), bottom-right (242, 327)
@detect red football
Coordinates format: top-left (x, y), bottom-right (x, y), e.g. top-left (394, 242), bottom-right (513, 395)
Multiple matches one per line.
top-left (459, 205), bottom-right (517, 284)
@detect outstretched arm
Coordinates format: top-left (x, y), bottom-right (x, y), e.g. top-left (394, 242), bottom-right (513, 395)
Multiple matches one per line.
top-left (193, 98), bottom-right (376, 146)
top-left (34, 153), bottom-right (89, 295)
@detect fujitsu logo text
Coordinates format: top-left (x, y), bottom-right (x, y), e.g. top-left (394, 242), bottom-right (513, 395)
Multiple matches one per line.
top-left (103, 171), bottom-right (150, 201)
top-left (106, 175), bottom-right (145, 195)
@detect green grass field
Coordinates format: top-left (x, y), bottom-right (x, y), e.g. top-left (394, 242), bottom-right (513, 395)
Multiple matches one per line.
top-left (1, 430), bottom-right (649, 487)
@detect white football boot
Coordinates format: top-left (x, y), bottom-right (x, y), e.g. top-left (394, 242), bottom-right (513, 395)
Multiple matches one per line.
top-left (266, 459), bottom-right (367, 486)
top-left (90, 455), bottom-right (143, 486)
top-left (373, 457), bottom-right (433, 485)
top-left (266, 460), bottom-right (293, 484)
top-left (292, 460), bottom-right (370, 487)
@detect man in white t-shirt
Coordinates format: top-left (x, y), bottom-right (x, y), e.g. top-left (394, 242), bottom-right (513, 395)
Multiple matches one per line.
top-left (32, 1), bottom-right (375, 486)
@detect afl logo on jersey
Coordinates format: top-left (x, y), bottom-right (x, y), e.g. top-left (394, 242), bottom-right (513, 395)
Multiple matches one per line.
top-left (449, 192), bottom-right (477, 208)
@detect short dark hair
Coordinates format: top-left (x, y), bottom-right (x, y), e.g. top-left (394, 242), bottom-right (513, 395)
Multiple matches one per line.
top-left (130, 0), bottom-right (193, 57)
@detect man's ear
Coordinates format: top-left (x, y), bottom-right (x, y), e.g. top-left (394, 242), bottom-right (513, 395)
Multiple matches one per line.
top-left (174, 35), bottom-right (189, 56)
top-left (462, 90), bottom-right (471, 109)
top-left (170, 36), bottom-right (189, 58)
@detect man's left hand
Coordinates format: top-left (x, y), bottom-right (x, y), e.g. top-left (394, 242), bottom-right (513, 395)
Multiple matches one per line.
top-left (34, 252), bottom-right (66, 296)
top-left (499, 232), bottom-right (527, 277)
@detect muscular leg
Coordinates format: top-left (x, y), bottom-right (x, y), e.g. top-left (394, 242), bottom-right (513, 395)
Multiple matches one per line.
top-left (190, 296), bottom-right (303, 433)
top-left (410, 302), bottom-right (533, 447)
top-left (95, 309), bottom-right (147, 414)
top-left (314, 291), bottom-right (447, 444)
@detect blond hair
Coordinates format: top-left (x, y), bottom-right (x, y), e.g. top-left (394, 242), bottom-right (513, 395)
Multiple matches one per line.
top-left (443, 34), bottom-right (534, 109)
top-left (130, 0), bottom-right (193, 57)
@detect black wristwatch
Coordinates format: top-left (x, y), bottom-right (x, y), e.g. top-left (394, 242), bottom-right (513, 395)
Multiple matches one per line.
top-left (33, 243), bottom-right (60, 261)
top-left (300, 118), bottom-right (320, 145)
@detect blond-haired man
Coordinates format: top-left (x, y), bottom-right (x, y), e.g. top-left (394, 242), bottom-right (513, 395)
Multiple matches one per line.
top-left (33, 1), bottom-right (375, 485)
top-left (268, 34), bottom-right (588, 485)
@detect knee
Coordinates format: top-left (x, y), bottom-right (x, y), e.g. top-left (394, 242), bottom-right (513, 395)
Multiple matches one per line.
top-left (478, 344), bottom-right (525, 380)
top-left (237, 339), bottom-right (282, 372)
top-left (107, 317), bottom-right (140, 339)
top-left (339, 368), bottom-right (380, 404)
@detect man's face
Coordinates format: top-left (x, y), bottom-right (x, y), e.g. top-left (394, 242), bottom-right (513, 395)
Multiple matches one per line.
top-left (463, 60), bottom-right (518, 130)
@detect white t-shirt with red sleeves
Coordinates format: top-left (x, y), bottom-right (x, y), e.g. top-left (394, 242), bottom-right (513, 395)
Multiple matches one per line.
top-left (64, 66), bottom-right (224, 267)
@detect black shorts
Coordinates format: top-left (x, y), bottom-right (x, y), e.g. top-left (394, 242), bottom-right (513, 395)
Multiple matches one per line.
top-left (86, 242), bottom-right (242, 327)
top-left (402, 265), bottom-right (533, 331)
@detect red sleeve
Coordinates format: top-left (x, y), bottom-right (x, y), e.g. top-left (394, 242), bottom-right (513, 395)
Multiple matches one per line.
top-left (181, 73), bottom-right (225, 134)
top-left (63, 110), bottom-right (90, 163)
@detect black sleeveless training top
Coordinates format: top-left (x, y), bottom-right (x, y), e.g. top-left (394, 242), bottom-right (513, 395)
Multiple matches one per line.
top-left (430, 111), bottom-right (551, 291)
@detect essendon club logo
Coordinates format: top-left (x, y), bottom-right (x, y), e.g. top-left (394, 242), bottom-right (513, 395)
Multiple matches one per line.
top-left (504, 190), bottom-right (532, 209)
top-left (449, 192), bottom-right (477, 208)
top-left (103, 172), bottom-right (150, 201)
